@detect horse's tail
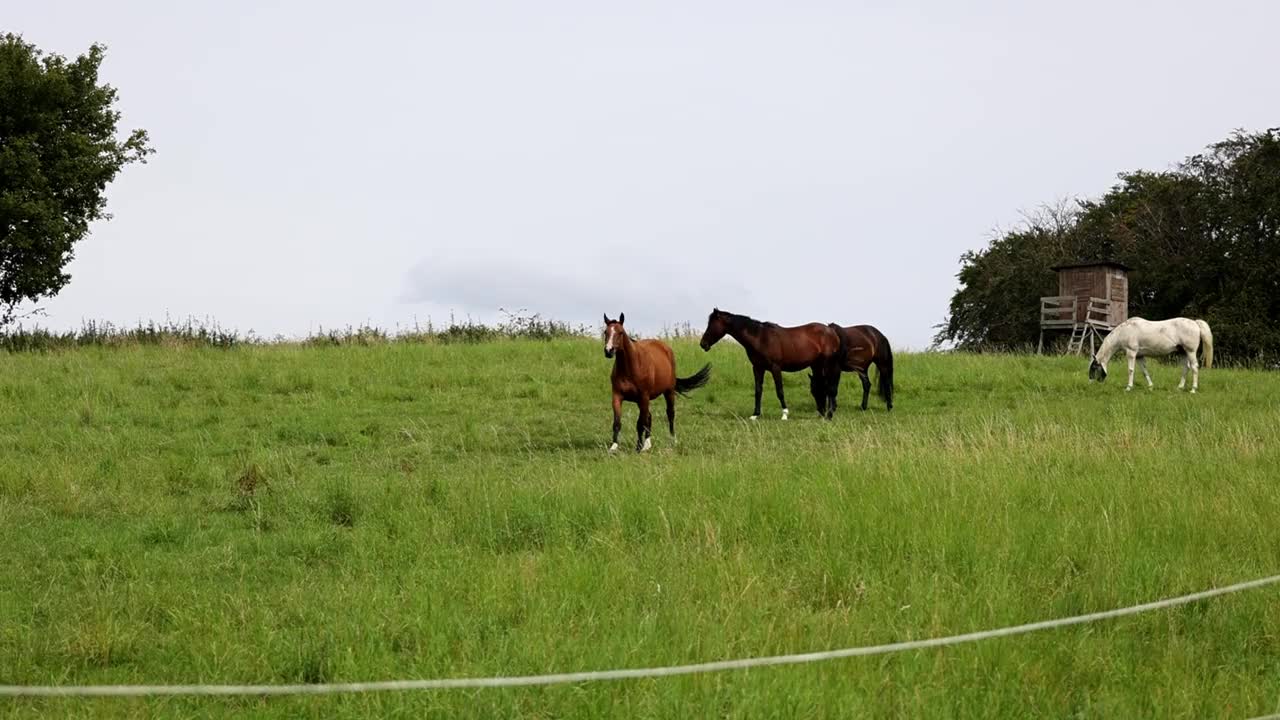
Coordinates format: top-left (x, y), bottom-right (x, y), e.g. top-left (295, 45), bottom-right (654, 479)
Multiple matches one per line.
top-left (675, 363), bottom-right (712, 396)
top-left (1196, 319), bottom-right (1213, 369)
top-left (869, 326), bottom-right (894, 409)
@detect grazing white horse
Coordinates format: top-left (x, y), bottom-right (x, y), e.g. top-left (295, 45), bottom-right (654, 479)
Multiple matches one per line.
top-left (1089, 317), bottom-right (1214, 392)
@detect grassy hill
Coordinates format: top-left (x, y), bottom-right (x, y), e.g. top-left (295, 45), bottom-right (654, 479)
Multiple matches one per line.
top-left (2, 338), bottom-right (1278, 718)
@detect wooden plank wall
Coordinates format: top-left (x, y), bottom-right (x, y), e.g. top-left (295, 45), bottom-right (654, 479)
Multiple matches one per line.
top-left (1059, 268), bottom-right (1097, 323)
top-left (1109, 270), bottom-right (1128, 324)
top-left (1056, 266), bottom-right (1128, 327)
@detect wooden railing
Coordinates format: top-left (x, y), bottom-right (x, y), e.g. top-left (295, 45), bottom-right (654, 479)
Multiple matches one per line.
top-left (1039, 296), bottom-right (1076, 328)
top-left (1082, 297), bottom-right (1112, 327)
top-left (1040, 296), bottom-right (1112, 329)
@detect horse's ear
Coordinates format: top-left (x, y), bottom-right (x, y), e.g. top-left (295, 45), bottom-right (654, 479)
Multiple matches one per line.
top-left (603, 313), bottom-right (610, 325)
top-left (619, 312), bottom-right (625, 325)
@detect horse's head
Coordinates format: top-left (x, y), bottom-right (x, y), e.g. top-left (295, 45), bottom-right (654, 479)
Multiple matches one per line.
top-left (602, 312), bottom-right (626, 358)
top-left (1089, 355), bottom-right (1107, 382)
top-left (809, 372), bottom-right (828, 414)
top-left (700, 308), bottom-right (729, 351)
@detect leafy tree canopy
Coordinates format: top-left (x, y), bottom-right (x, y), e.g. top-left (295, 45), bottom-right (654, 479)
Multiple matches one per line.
top-left (1, 33), bottom-right (152, 325)
top-left (936, 128), bottom-right (1280, 363)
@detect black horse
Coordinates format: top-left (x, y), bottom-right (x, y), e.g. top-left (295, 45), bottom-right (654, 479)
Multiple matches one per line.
top-left (809, 324), bottom-right (894, 418)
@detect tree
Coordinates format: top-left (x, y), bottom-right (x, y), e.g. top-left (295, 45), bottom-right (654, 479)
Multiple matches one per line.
top-left (0, 33), bottom-right (152, 325)
top-left (935, 201), bottom-right (1087, 350)
top-left (1181, 130), bottom-right (1280, 359)
top-left (935, 128), bottom-right (1280, 363)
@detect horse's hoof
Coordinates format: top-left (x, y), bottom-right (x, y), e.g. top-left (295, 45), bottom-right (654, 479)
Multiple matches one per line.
top-left (781, 410), bottom-right (789, 421)
top-left (1125, 386), bottom-right (1133, 392)
top-left (749, 415), bottom-right (759, 421)
top-left (1190, 388), bottom-right (1197, 394)
top-left (608, 443), bottom-right (619, 453)
top-left (641, 437), bottom-right (652, 452)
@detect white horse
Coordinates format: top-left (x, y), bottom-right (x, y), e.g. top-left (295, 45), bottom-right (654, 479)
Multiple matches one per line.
top-left (1089, 317), bottom-right (1214, 392)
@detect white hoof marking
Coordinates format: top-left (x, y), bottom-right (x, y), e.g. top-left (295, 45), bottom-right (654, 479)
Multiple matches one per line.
top-left (642, 437), bottom-right (652, 452)
top-left (781, 409), bottom-right (789, 421)
top-left (608, 443), bottom-right (619, 453)
top-left (749, 415), bottom-right (759, 421)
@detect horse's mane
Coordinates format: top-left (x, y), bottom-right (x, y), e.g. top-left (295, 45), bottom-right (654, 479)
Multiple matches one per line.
top-left (721, 311), bottom-right (776, 333)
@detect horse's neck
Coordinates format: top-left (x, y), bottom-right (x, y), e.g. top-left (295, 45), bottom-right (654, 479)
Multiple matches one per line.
top-left (614, 333), bottom-right (642, 376)
top-left (1095, 330), bottom-right (1121, 364)
top-left (728, 324), bottom-right (763, 355)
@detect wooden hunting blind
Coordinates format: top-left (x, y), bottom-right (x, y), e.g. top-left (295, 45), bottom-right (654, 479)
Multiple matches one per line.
top-left (1039, 261), bottom-right (1130, 355)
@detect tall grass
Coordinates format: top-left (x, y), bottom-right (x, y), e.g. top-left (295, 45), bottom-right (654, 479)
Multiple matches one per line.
top-left (0, 317), bottom-right (242, 352)
top-left (0, 310), bottom-right (592, 353)
top-left (1, 339), bottom-right (1278, 718)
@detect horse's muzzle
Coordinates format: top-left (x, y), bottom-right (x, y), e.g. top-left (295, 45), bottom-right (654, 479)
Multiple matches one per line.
top-left (604, 349), bottom-right (614, 359)
top-left (699, 340), bottom-right (709, 351)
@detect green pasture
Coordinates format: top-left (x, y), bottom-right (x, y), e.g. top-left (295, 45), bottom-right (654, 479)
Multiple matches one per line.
top-left (1, 340), bottom-right (1278, 718)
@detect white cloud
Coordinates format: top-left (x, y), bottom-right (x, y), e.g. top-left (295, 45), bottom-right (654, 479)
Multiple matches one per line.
top-left (402, 249), bottom-right (755, 335)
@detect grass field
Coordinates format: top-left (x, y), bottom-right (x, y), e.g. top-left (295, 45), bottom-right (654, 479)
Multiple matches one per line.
top-left (2, 338), bottom-right (1279, 718)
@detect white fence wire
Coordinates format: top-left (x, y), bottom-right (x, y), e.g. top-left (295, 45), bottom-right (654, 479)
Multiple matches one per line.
top-left (2, 573), bottom-right (1278, 700)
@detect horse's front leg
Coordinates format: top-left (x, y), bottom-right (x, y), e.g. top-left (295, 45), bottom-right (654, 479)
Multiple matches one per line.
top-left (635, 396), bottom-right (652, 452)
top-left (751, 365), bottom-right (765, 420)
top-left (771, 368), bottom-right (788, 420)
top-left (1125, 352), bottom-right (1137, 391)
top-left (609, 392), bottom-right (622, 452)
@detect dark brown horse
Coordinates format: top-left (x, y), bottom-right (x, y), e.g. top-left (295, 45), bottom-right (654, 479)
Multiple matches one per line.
top-left (699, 308), bottom-right (841, 420)
top-left (811, 324), bottom-right (894, 417)
top-left (604, 313), bottom-right (711, 452)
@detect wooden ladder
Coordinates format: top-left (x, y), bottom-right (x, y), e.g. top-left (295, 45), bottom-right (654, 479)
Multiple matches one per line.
top-left (1066, 323), bottom-right (1087, 355)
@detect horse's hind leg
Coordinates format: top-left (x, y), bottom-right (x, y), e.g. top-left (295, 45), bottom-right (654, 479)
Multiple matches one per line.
top-left (1178, 355), bottom-right (1190, 390)
top-left (1188, 353), bottom-right (1200, 393)
top-left (771, 369), bottom-right (788, 420)
top-left (636, 396), bottom-right (653, 452)
top-left (664, 389), bottom-right (676, 444)
top-left (858, 370), bottom-right (871, 410)
top-left (826, 369), bottom-right (841, 420)
top-left (1139, 357), bottom-right (1153, 389)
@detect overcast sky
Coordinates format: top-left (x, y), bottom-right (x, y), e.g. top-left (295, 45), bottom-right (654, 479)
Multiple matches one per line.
top-left (8, 1), bottom-right (1279, 348)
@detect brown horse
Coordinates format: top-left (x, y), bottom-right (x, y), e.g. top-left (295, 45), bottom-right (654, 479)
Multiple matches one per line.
top-left (604, 313), bottom-right (712, 452)
top-left (699, 308), bottom-right (841, 420)
top-left (810, 324), bottom-right (894, 417)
